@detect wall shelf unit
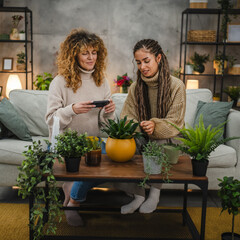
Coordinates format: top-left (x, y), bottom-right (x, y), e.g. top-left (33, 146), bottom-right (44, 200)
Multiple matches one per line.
top-left (179, 8), bottom-right (240, 100)
top-left (0, 6), bottom-right (33, 90)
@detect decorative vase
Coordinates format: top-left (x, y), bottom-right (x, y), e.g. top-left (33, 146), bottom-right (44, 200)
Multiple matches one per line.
top-left (10, 28), bottom-right (19, 40)
top-left (163, 145), bottom-right (180, 164)
top-left (19, 33), bottom-right (25, 40)
top-left (193, 64), bottom-right (205, 74)
top-left (142, 154), bottom-right (162, 174)
top-left (185, 64), bottom-right (193, 74)
top-left (105, 137), bottom-right (136, 162)
top-left (213, 60), bottom-right (228, 74)
top-left (85, 149), bottom-right (101, 166)
top-left (120, 86), bottom-right (128, 93)
top-left (64, 157), bottom-right (81, 172)
top-left (191, 159), bottom-right (209, 176)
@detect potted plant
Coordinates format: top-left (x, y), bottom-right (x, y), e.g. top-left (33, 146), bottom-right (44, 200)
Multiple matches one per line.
top-left (213, 52), bottom-right (236, 74)
top-left (33, 72), bottom-right (53, 90)
top-left (16, 51), bottom-right (26, 70)
top-left (224, 86), bottom-right (240, 108)
top-left (190, 52), bottom-right (209, 74)
top-left (114, 73), bottom-right (133, 93)
top-left (101, 115), bottom-right (142, 162)
top-left (85, 136), bottom-right (102, 166)
top-left (168, 115), bottom-right (239, 176)
top-left (185, 62), bottom-right (193, 74)
top-left (55, 129), bottom-right (89, 172)
top-left (10, 15), bottom-right (23, 40)
top-left (140, 141), bottom-right (171, 187)
top-left (218, 176), bottom-right (240, 240)
top-left (19, 30), bottom-right (25, 40)
top-left (17, 140), bottom-right (62, 240)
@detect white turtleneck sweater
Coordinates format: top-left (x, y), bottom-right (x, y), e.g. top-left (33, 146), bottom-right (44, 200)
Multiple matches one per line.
top-left (45, 71), bottom-right (114, 139)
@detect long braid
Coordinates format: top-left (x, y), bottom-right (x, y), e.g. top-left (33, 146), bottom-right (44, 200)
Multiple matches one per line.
top-left (133, 39), bottom-right (171, 121)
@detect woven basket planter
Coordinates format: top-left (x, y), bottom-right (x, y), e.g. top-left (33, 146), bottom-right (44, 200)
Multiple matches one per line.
top-left (187, 30), bottom-right (216, 42)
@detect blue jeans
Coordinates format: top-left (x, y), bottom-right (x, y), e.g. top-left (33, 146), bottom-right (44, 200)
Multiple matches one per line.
top-left (70, 139), bottom-right (106, 202)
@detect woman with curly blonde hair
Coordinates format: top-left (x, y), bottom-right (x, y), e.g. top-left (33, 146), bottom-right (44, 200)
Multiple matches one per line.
top-left (46, 28), bottom-right (115, 226)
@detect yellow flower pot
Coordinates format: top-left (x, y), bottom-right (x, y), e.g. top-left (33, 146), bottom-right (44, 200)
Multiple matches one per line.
top-left (106, 137), bottom-right (136, 162)
top-left (213, 60), bottom-right (227, 74)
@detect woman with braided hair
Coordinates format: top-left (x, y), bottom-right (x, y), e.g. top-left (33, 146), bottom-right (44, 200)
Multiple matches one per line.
top-left (118, 39), bottom-right (186, 214)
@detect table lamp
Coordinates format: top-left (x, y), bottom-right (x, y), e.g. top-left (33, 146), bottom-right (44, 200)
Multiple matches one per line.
top-left (186, 80), bottom-right (199, 89)
top-left (6, 74), bottom-right (22, 98)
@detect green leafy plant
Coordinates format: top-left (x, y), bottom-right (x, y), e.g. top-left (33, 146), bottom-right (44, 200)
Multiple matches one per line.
top-left (224, 86), bottom-right (240, 103)
top-left (19, 30), bottom-right (25, 33)
top-left (190, 52), bottom-right (209, 73)
top-left (16, 51), bottom-right (25, 64)
top-left (34, 72), bottom-right (53, 90)
top-left (101, 115), bottom-right (143, 139)
top-left (140, 141), bottom-right (171, 187)
top-left (218, 176), bottom-right (240, 240)
top-left (214, 52), bottom-right (237, 69)
top-left (55, 129), bottom-right (89, 158)
top-left (168, 114), bottom-right (240, 162)
top-left (17, 140), bottom-right (62, 240)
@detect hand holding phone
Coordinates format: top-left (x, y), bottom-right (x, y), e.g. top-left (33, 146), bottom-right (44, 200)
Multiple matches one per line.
top-left (92, 100), bottom-right (110, 108)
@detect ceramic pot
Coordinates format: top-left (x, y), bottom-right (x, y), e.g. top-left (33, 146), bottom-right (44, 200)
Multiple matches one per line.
top-left (10, 28), bottom-right (19, 40)
top-left (185, 64), bottom-right (193, 74)
top-left (120, 86), bottom-right (128, 93)
top-left (163, 145), bottom-right (180, 164)
top-left (221, 232), bottom-right (240, 240)
top-left (106, 137), bottom-right (136, 162)
top-left (142, 154), bottom-right (162, 175)
top-left (213, 60), bottom-right (228, 74)
top-left (65, 157), bottom-right (81, 172)
top-left (85, 149), bottom-right (101, 166)
top-left (19, 33), bottom-right (25, 40)
top-left (193, 64), bottom-right (205, 74)
top-left (191, 159), bottom-right (209, 176)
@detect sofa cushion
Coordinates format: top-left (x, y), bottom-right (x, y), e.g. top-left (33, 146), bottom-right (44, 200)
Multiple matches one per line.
top-left (0, 98), bottom-right (32, 141)
top-left (193, 101), bottom-right (233, 138)
top-left (0, 136), bottom-right (48, 165)
top-left (112, 93), bottom-right (128, 120)
top-left (185, 89), bottom-right (212, 127)
top-left (9, 90), bottom-right (49, 137)
top-left (208, 144), bottom-right (237, 168)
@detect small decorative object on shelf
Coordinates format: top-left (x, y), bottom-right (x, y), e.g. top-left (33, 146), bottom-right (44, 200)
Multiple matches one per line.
top-left (190, 52), bottom-right (209, 74)
top-left (189, 0), bottom-right (208, 8)
top-left (228, 64), bottom-right (240, 75)
top-left (224, 86), bottom-right (240, 107)
top-left (85, 136), bottom-right (102, 166)
top-left (213, 92), bottom-right (221, 102)
top-left (185, 63), bottom-right (193, 74)
top-left (114, 73), bottom-right (133, 93)
top-left (0, 34), bottom-right (9, 40)
top-left (213, 52), bottom-right (236, 74)
top-left (10, 15), bottom-right (23, 40)
top-left (187, 30), bottom-right (216, 42)
top-left (16, 51), bottom-right (26, 70)
top-left (19, 30), bottom-right (25, 40)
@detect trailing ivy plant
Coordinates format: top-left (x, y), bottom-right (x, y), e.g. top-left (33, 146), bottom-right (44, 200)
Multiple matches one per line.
top-left (101, 115), bottom-right (143, 139)
top-left (17, 140), bottom-right (63, 240)
top-left (139, 141), bottom-right (171, 187)
top-left (218, 176), bottom-right (240, 240)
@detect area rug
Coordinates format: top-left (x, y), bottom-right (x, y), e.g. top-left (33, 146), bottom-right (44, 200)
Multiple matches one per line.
top-left (0, 203), bottom-right (240, 240)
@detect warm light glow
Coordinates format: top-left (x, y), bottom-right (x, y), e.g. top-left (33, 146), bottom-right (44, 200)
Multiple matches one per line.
top-left (186, 80), bottom-right (199, 89)
top-left (6, 74), bottom-right (22, 98)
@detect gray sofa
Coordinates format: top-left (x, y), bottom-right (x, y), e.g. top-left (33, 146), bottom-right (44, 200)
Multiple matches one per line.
top-left (0, 89), bottom-right (239, 190)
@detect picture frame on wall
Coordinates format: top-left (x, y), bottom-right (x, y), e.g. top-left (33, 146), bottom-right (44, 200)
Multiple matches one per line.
top-left (227, 23), bottom-right (240, 42)
top-left (2, 58), bottom-right (13, 71)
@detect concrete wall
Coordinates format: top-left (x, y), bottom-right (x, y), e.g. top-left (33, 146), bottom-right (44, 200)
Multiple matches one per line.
top-left (0, 0), bottom-right (239, 98)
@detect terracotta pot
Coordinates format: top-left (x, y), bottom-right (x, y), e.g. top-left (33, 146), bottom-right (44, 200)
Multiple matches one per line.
top-left (85, 149), bottom-right (101, 166)
top-left (106, 137), bottom-right (136, 162)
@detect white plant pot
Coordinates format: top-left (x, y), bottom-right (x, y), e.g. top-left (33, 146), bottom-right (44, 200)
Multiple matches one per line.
top-left (143, 154), bottom-right (162, 175)
top-left (185, 64), bottom-right (193, 74)
top-left (19, 33), bottom-right (25, 40)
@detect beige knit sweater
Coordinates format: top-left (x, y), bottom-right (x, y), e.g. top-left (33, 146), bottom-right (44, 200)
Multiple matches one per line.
top-left (45, 71), bottom-right (115, 139)
top-left (120, 73), bottom-right (186, 140)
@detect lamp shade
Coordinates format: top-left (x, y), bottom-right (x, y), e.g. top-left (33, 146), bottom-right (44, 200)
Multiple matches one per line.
top-left (6, 74), bottom-right (22, 98)
top-left (186, 80), bottom-right (199, 89)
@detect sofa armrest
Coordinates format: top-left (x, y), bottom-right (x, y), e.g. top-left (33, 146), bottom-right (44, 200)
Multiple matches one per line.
top-left (226, 109), bottom-right (240, 163)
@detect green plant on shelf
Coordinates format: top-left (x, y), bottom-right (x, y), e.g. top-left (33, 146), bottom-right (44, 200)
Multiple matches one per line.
top-left (190, 52), bottom-right (209, 74)
top-left (34, 72), bottom-right (53, 90)
top-left (16, 51), bottom-right (26, 64)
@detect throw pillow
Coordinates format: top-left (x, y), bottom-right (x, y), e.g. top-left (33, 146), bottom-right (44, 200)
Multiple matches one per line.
top-left (193, 100), bottom-right (233, 138)
top-left (0, 122), bottom-right (15, 139)
top-left (0, 98), bottom-right (32, 141)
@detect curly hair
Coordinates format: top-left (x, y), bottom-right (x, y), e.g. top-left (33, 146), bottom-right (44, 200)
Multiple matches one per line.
top-left (57, 29), bottom-right (107, 92)
top-left (133, 39), bottom-right (171, 121)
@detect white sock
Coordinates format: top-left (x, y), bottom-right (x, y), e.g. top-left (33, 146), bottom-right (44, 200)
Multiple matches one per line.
top-left (121, 194), bottom-right (145, 214)
top-left (64, 201), bottom-right (83, 227)
top-left (62, 182), bottom-right (74, 207)
top-left (139, 187), bottom-right (160, 213)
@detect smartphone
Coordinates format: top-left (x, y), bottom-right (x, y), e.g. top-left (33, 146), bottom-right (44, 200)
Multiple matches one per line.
top-left (92, 100), bottom-right (110, 108)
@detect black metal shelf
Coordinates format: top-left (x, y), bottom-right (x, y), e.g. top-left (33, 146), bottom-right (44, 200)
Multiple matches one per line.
top-left (179, 8), bottom-right (240, 100)
top-left (0, 6), bottom-right (33, 90)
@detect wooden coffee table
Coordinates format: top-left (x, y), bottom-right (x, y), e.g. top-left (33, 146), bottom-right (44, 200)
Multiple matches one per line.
top-left (29, 155), bottom-right (208, 240)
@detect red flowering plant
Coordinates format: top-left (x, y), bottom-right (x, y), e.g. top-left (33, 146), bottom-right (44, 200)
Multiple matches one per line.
top-left (12, 15), bottom-right (23, 28)
top-left (114, 73), bottom-right (133, 87)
